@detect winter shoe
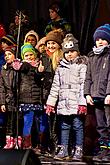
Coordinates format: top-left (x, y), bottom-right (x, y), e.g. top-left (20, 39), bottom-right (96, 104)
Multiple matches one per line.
top-left (22, 135), bottom-right (32, 149)
top-left (4, 136), bottom-right (15, 149)
top-left (92, 148), bottom-right (108, 162)
top-left (72, 146), bottom-right (83, 161)
top-left (92, 141), bottom-right (108, 162)
top-left (54, 145), bottom-right (69, 160)
top-left (33, 145), bottom-right (41, 155)
top-left (101, 142), bottom-right (110, 162)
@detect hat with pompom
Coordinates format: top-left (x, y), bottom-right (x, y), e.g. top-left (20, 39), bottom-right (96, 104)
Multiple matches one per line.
top-left (21, 43), bottom-right (37, 59)
top-left (93, 24), bottom-right (110, 43)
top-left (62, 33), bottom-right (79, 53)
top-left (45, 29), bottom-right (64, 46)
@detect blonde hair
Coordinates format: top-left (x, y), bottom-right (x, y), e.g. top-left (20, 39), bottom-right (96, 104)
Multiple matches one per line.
top-left (50, 49), bottom-right (63, 71)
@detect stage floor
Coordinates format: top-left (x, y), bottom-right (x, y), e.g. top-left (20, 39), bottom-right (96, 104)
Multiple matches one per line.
top-left (39, 155), bottom-right (110, 165)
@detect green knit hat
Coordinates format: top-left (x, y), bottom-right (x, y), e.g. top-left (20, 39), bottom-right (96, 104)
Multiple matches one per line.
top-left (21, 42), bottom-right (37, 59)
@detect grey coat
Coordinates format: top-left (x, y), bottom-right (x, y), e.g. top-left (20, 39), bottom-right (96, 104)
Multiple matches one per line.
top-left (47, 56), bottom-right (87, 115)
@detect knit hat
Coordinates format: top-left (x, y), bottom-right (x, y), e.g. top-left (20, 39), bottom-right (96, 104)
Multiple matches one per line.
top-left (4, 46), bottom-right (16, 55)
top-left (21, 43), bottom-right (37, 59)
top-left (62, 33), bottom-right (79, 53)
top-left (24, 30), bottom-right (39, 44)
top-left (1, 35), bottom-right (16, 45)
top-left (93, 24), bottom-right (110, 43)
top-left (36, 37), bottom-right (46, 49)
top-left (45, 29), bottom-right (64, 46)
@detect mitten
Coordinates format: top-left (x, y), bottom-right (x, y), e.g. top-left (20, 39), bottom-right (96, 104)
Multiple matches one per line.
top-left (12, 59), bottom-right (22, 70)
top-left (46, 105), bottom-right (55, 115)
top-left (78, 105), bottom-right (87, 115)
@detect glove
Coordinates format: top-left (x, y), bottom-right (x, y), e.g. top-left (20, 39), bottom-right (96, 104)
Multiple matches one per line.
top-left (46, 105), bottom-right (55, 116)
top-left (78, 105), bottom-right (87, 115)
top-left (11, 59), bottom-right (22, 70)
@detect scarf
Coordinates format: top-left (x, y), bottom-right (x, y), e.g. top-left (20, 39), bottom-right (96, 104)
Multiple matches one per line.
top-left (92, 45), bottom-right (110, 54)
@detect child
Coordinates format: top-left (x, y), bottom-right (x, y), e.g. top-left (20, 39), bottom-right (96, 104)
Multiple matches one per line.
top-left (46, 34), bottom-right (87, 161)
top-left (24, 30), bottom-right (39, 48)
top-left (45, 28), bottom-right (64, 72)
top-left (0, 45), bottom-right (22, 149)
top-left (45, 29), bottom-right (64, 155)
top-left (1, 34), bottom-right (16, 51)
top-left (36, 37), bottom-right (46, 54)
top-left (44, 2), bottom-right (71, 35)
top-left (84, 24), bottom-right (110, 162)
top-left (17, 43), bottom-right (44, 149)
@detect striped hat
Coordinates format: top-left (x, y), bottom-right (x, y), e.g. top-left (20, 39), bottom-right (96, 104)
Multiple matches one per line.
top-left (1, 35), bottom-right (16, 45)
top-left (21, 43), bottom-right (37, 59)
top-left (93, 24), bottom-right (110, 43)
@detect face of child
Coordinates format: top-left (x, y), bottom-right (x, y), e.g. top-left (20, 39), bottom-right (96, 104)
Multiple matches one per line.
top-left (5, 51), bottom-right (15, 64)
top-left (26, 35), bottom-right (37, 47)
top-left (64, 50), bottom-right (78, 61)
top-left (1, 42), bottom-right (9, 51)
top-left (49, 9), bottom-right (59, 20)
top-left (47, 41), bottom-right (60, 53)
top-left (96, 38), bottom-right (109, 48)
top-left (38, 44), bottom-right (45, 53)
top-left (23, 51), bottom-right (36, 62)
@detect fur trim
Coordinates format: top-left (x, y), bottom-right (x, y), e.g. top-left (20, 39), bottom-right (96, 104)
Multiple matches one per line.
top-left (76, 55), bottom-right (88, 65)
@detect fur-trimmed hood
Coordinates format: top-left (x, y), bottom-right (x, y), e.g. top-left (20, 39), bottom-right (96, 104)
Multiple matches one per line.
top-left (60, 55), bottom-right (88, 67)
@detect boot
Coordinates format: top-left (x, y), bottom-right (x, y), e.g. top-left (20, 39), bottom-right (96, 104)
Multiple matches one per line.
top-left (101, 142), bottom-right (110, 162)
top-left (39, 133), bottom-right (50, 156)
top-left (15, 136), bottom-right (22, 149)
top-left (72, 146), bottom-right (83, 161)
top-left (4, 136), bottom-right (15, 149)
top-left (33, 145), bottom-right (41, 155)
top-left (22, 135), bottom-right (32, 149)
top-left (101, 149), bottom-right (110, 162)
top-left (92, 141), bottom-right (108, 162)
top-left (54, 145), bottom-right (69, 160)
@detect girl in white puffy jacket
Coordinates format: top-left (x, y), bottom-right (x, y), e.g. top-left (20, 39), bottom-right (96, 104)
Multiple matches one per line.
top-left (46, 34), bottom-right (87, 161)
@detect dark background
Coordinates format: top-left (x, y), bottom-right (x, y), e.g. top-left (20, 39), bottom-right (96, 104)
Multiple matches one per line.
top-left (1, 0), bottom-right (110, 55)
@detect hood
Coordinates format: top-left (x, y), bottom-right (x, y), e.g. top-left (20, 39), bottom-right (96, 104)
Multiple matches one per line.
top-left (59, 56), bottom-right (88, 68)
top-left (24, 30), bottom-right (39, 47)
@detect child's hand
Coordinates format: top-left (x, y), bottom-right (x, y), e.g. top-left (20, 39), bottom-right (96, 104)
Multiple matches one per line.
top-left (86, 95), bottom-right (94, 105)
top-left (105, 95), bottom-right (110, 105)
top-left (46, 105), bottom-right (55, 116)
top-left (38, 60), bottom-right (44, 72)
top-left (12, 59), bottom-right (22, 70)
top-left (78, 105), bottom-right (87, 115)
top-left (1, 105), bottom-right (6, 112)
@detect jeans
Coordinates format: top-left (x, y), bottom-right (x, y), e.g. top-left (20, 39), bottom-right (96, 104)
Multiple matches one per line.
top-left (23, 111), bottom-right (48, 136)
top-left (34, 112), bottom-right (48, 133)
top-left (60, 115), bottom-right (84, 147)
top-left (95, 105), bottom-right (110, 142)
